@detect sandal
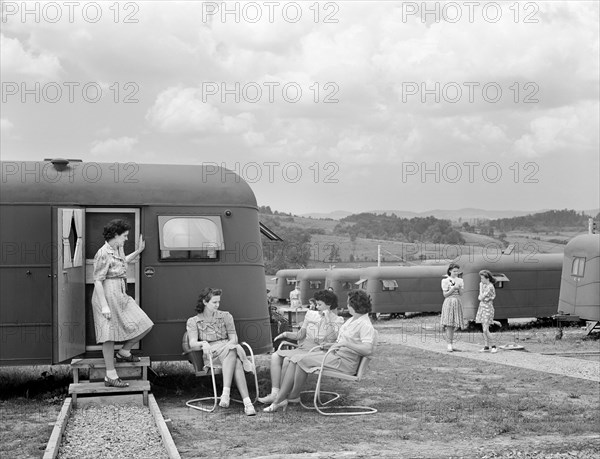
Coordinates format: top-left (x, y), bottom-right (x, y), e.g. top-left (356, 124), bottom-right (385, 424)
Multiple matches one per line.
top-left (116, 352), bottom-right (140, 363)
top-left (104, 376), bottom-right (129, 387)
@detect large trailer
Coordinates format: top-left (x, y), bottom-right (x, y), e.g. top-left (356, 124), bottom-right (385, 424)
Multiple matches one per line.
top-left (324, 268), bottom-right (366, 309)
top-left (0, 159), bottom-right (275, 365)
top-left (296, 268), bottom-right (329, 305)
top-left (273, 268), bottom-right (303, 303)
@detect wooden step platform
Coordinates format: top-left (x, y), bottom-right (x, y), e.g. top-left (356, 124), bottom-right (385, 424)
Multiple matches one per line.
top-left (70, 357), bottom-right (151, 408)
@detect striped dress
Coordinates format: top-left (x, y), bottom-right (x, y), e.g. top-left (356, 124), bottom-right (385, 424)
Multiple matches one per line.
top-left (440, 276), bottom-right (465, 329)
top-left (91, 242), bottom-right (154, 343)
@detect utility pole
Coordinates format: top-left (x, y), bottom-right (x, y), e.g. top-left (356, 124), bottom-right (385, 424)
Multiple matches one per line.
top-left (378, 244), bottom-right (381, 267)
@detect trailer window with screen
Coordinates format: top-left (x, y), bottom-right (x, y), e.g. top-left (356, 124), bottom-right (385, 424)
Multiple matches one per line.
top-left (571, 257), bottom-right (586, 277)
top-left (158, 216), bottom-right (224, 260)
top-left (309, 281), bottom-right (322, 289)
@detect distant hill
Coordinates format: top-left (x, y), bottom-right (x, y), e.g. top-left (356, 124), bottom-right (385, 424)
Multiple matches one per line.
top-left (301, 208), bottom-right (599, 221)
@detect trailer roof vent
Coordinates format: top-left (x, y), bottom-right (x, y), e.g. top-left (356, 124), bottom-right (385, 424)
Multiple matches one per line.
top-left (43, 158), bottom-right (83, 171)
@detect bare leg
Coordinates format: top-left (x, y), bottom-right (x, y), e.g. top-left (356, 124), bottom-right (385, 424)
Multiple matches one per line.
top-left (102, 341), bottom-right (116, 372)
top-left (273, 362), bottom-right (297, 403)
top-left (446, 326), bottom-right (455, 344)
top-left (287, 365), bottom-right (309, 400)
top-left (482, 324), bottom-right (490, 347)
top-left (221, 349), bottom-right (237, 389)
top-left (271, 353), bottom-right (283, 390)
top-left (121, 326), bottom-right (153, 352)
top-left (233, 360), bottom-right (250, 399)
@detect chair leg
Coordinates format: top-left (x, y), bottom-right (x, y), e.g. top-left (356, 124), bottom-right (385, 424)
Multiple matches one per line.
top-left (308, 371), bottom-right (378, 416)
top-left (186, 354), bottom-right (219, 413)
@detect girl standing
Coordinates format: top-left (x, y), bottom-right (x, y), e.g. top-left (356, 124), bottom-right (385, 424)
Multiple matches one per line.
top-left (440, 263), bottom-right (465, 352)
top-left (476, 270), bottom-right (497, 353)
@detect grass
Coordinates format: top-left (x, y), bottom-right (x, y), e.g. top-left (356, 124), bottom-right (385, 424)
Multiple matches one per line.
top-left (2, 319), bottom-right (599, 458)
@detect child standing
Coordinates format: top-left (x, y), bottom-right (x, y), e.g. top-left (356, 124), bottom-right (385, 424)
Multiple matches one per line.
top-left (476, 270), bottom-right (497, 353)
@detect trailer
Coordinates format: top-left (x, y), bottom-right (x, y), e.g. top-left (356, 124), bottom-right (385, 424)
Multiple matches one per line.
top-left (296, 268), bottom-right (329, 305)
top-left (324, 268), bottom-right (366, 309)
top-left (0, 159), bottom-right (275, 365)
top-left (273, 268), bottom-right (303, 303)
top-left (558, 234), bottom-right (600, 322)
top-left (359, 265), bottom-right (447, 314)
top-left (460, 253), bottom-right (563, 322)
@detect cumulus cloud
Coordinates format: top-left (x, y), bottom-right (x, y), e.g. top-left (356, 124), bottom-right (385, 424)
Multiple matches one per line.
top-left (90, 137), bottom-right (139, 157)
top-left (0, 34), bottom-right (62, 80)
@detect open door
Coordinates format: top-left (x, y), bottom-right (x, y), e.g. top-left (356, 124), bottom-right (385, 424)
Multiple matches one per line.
top-left (53, 207), bottom-right (86, 363)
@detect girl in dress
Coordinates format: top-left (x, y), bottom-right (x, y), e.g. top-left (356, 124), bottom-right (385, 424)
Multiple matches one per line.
top-left (92, 219), bottom-right (154, 387)
top-left (440, 263), bottom-right (465, 352)
top-left (476, 270), bottom-right (497, 353)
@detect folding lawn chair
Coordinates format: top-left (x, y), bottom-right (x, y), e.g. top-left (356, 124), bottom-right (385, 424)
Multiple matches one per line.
top-left (299, 330), bottom-right (379, 416)
top-left (181, 332), bottom-right (258, 412)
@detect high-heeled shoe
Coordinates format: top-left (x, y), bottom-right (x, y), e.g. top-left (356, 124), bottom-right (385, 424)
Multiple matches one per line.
top-left (263, 400), bottom-right (288, 413)
top-left (244, 404), bottom-right (256, 416)
top-left (104, 376), bottom-right (129, 387)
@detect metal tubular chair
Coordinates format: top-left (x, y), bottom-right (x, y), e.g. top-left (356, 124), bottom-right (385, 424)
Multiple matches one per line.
top-left (181, 332), bottom-right (258, 413)
top-left (299, 331), bottom-right (378, 416)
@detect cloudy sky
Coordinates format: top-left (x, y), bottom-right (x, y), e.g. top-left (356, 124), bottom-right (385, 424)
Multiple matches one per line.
top-left (1, 1), bottom-right (598, 216)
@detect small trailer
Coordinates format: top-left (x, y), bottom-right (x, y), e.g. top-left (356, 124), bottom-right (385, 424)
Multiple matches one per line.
top-left (0, 159), bottom-right (276, 365)
top-left (558, 234), bottom-right (600, 322)
top-left (273, 268), bottom-right (303, 303)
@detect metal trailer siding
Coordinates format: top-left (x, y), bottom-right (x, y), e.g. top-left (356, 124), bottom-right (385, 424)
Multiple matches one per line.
top-left (0, 205), bottom-right (53, 364)
top-left (558, 234), bottom-right (600, 321)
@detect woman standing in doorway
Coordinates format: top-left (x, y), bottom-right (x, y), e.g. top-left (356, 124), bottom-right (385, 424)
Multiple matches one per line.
top-left (92, 219), bottom-right (154, 387)
top-left (440, 262), bottom-right (465, 352)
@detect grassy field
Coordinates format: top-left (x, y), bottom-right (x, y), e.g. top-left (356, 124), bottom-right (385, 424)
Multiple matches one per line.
top-left (2, 318), bottom-right (599, 458)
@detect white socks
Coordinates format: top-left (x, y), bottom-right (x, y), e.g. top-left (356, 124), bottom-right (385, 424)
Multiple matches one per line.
top-left (106, 370), bottom-right (118, 379)
top-left (243, 397), bottom-right (252, 406)
top-left (118, 349), bottom-right (131, 357)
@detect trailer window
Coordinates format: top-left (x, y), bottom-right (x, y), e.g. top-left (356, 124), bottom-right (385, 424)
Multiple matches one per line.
top-left (571, 257), bottom-right (586, 277)
top-left (355, 279), bottom-right (367, 289)
top-left (382, 280), bottom-right (398, 291)
top-left (342, 281), bottom-right (354, 290)
top-left (286, 278), bottom-right (297, 285)
top-left (158, 216), bottom-right (224, 260)
top-left (309, 281), bottom-right (322, 289)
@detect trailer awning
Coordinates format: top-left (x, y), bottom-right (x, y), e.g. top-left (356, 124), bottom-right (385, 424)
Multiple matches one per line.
top-left (260, 222), bottom-right (283, 241)
top-left (493, 273), bottom-right (510, 283)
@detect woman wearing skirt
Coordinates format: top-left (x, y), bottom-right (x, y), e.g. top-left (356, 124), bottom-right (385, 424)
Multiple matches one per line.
top-left (92, 219), bottom-right (154, 387)
top-left (440, 262), bottom-right (465, 352)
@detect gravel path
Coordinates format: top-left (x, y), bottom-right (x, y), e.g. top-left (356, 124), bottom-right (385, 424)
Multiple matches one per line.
top-left (57, 404), bottom-right (168, 459)
top-left (378, 329), bottom-right (600, 382)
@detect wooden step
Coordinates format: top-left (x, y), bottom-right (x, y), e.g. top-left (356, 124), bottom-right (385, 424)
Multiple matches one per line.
top-left (69, 380), bottom-right (150, 395)
top-left (71, 357), bottom-right (150, 368)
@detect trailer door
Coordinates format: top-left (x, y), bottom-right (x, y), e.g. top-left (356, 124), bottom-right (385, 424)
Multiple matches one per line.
top-left (53, 207), bottom-right (86, 363)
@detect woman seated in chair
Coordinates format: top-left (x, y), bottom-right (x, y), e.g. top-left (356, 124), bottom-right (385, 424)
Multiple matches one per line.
top-left (186, 287), bottom-right (256, 416)
top-left (264, 290), bottom-right (376, 412)
top-left (259, 290), bottom-right (344, 404)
